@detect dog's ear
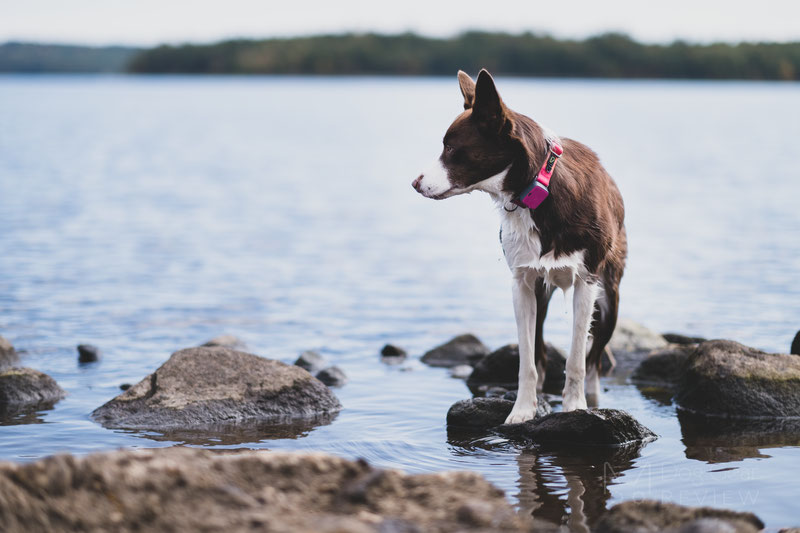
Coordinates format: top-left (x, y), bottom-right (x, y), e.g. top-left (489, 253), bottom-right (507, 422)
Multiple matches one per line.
top-left (457, 70), bottom-right (475, 109)
top-left (472, 69), bottom-right (509, 135)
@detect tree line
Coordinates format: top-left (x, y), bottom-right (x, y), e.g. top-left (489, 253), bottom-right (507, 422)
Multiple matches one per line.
top-left (127, 32), bottom-right (800, 80)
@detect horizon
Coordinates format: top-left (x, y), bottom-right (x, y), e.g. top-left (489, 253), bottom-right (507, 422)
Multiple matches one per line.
top-left (2, 0), bottom-right (800, 47)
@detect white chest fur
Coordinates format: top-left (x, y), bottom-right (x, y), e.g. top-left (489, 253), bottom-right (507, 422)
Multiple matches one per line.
top-left (497, 205), bottom-right (588, 291)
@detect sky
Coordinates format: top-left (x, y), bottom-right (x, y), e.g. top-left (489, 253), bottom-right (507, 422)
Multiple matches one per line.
top-left (2, 0), bottom-right (800, 46)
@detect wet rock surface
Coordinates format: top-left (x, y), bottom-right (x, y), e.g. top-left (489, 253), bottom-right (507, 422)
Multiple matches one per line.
top-left (607, 319), bottom-right (669, 374)
top-left (0, 367), bottom-right (66, 414)
top-left (466, 343), bottom-right (566, 395)
top-left (595, 499), bottom-right (763, 533)
top-left (316, 366), bottom-right (347, 387)
top-left (675, 340), bottom-right (800, 418)
top-left (77, 344), bottom-right (101, 363)
top-left (631, 345), bottom-right (693, 386)
top-left (421, 334), bottom-right (489, 368)
top-left (91, 346), bottom-right (341, 430)
top-left (294, 350), bottom-right (327, 373)
top-left (446, 396), bottom-right (551, 430)
top-left (496, 409), bottom-right (657, 447)
top-left (0, 447), bottom-right (525, 533)
top-left (0, 335), bottom-right (19, 370)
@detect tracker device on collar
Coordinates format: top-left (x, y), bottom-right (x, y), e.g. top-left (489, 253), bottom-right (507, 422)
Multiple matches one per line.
top-left (515, 141), bottom-right (563, 210)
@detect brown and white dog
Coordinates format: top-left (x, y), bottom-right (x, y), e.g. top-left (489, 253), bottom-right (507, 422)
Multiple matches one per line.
top-left (412, 70), bottom-right (627, 423)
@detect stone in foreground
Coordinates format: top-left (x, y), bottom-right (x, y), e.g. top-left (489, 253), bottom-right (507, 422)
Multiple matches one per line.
top-left (595, 499), bottom-right (763, 533)
top-left (0, 335), bottom-right (19, 371)
top-left (0, 367), bottom-right (66, 412)
top-left (91, 346), bottom-right (341, 430)
top-left (446, 396), bottom-right (551, 430)
top-left (0, 447), bottom-right (525, 533)
top-left (675, 340), bottom-right (800, 418)
top-left (421, 334), bottom-right (489, 368)
top-left (496, 408), bottom-right (656, 447)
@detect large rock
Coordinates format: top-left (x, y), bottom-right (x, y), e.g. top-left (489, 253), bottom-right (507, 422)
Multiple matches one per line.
top-left (595, 500), bottom-right (763, 533)
top-left (496, 409), bottom-right (656, 447)
top-left (607, 320), bottom-right (669, 374)
top-left (631, 345), bottom-right (693, 386)
top-left (0, 447), bottom-right (525, 533)
top-left (466, 343), bottom-right (566, 395)
top-left (91, 346), bottom-right (341, 430)
top-left (0, 335), bottom-right (19, 370)
top-left (675, 340), bottom-right (800, 418)
top-left (0, 367), bottom-right (66, 413)
top-left (421, 334), bottom-right (489, 368)
top-left (446, 396), bottom-right (551, 430)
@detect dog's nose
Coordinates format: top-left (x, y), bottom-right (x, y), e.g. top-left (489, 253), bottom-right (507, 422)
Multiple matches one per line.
top-left (412, 175), bottom-right (423, 191)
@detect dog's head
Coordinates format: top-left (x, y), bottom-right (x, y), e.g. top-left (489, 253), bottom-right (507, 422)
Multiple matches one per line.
top-left (412, 69), bottom-right (528, 200)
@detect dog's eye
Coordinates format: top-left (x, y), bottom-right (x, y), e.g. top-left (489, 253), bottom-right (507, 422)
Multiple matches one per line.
top-left (444, 144), bottom-right (454, 155)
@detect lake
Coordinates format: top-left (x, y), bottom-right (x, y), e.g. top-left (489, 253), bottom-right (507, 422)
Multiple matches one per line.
top-left (0, 75), bottom-right (798, 529)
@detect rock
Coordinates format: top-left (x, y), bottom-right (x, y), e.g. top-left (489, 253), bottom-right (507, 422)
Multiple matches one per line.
top-left (0, 367), bottom-right (66, 413)
top-left (446, 396), bottom-right (551, 430)
top-left (77, 344), bottom-right (101, 363)
top-left (119, 383), bottom-right (131, 391)
top-left (466, 343), bottom-right (566, 395)
top-left (502, 390), bottom-right (517, 401)
top-left (0, 447), bottom-right (525, 533)
top-left (595, 500), bottom-right (763, 533)
top-left (91, 346), bottom-right (341, 430)
top-left (792, 330), bottom-right (800, 355)
top-left (449, 365), bottom-right (473, 379)
top-left (0, 335), bottom-right (19, 370)
top-left (675, 340), bottom-right (800, 418)
top-left (631, 345), bottom-right (693, 386)
top-left (316, 366), bottom-right (347, 387)
top-left (607, 319), bottom-right (669, 374)
top-left (200, 334), bottom-right (246, 349)
top-left (496, 408), bottom-right (656, 447)
top-left (294, 350), bottom-right (327, 373)
top-left (484, 386), bottom-right (508, 398)
top-left (663, 333), bottom-right (706, 345)
top-left (380, 344), bottom-right (407, 358)
top-left (421, 334), bottom-right (489, 368)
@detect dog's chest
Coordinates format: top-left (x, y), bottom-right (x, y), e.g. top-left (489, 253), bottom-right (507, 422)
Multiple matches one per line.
top-left (499, 209), bottom-right (586, 290)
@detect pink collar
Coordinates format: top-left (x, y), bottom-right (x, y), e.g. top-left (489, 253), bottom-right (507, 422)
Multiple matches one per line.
top-left (513, 141), bottom-right (563, 210)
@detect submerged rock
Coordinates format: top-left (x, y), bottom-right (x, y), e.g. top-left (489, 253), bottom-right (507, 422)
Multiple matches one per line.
top-left (0, 367), bottom-right (66, 413)
top-left (77, 344), bottom-right (101, 363)
top-left (0, 447), bottom-right (525, 533)
top-left (466, 343), bottom-right (566, 395)
top-left (294, 350), bottom-right (327, 373)
top-left (446, 396), bottom-right (551, 430)
top-left (675, 340), bottom-right (800, 418)
top-left (631, 345), bottom-right (693, 386)
top-left (0, 336), bottom-right (19, 370)
top-left (421, 334), bottom-right (489, 368)
top-left (91, 346), bottom-right (341, 430)
top-left (316, 366), bottom-right (347, 387)
top-left (496, 409), bottom-right (656, 447)
top-left (200, 334), bottom-right (247, 350)
top-left (595, 499), bottom-right (763, 533)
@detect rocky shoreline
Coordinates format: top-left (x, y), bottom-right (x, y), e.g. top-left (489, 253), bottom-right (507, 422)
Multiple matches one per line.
top-left (1, 325), bottom-right (798, 531)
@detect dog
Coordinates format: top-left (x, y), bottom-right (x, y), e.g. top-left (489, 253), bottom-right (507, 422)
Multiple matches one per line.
top-left (412, 70), bottom-right (626, 423)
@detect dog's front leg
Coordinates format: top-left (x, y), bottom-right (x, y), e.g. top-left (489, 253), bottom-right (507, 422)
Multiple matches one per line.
top-left (563, 278), bottom-right (599, 411)
top-left (505, 269), bottom-right (539, 424)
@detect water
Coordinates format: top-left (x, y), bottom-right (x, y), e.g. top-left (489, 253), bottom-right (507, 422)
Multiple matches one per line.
top-left (1, 75), bottom-right (799, 529)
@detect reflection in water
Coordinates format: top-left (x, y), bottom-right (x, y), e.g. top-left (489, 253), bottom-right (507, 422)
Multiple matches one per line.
top-left (106, 413), bottom-right (339, 446)
top-left (0, 403), bottom-right (56, 426)
top-left (678, 410), bottom-right (800, 463)
top-left (448, 427), bottom-right (647, 531)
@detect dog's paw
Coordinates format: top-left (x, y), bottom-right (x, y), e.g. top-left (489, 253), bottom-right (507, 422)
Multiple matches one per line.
top-left (562, 394), bottom-right (587, 412)
top-left (504, 406), bottom-right (538, 425)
